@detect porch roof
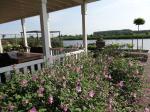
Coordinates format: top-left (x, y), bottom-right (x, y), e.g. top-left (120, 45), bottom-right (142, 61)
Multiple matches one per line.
top-left (0, 0), bottom-right (98, 24)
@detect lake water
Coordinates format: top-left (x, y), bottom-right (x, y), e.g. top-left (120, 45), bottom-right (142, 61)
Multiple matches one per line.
top-left (63, 39), bottom-right (150, 50)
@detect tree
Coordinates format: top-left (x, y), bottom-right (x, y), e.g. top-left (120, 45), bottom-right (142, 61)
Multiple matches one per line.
top-left (133, 18), bottom-right (145, 50)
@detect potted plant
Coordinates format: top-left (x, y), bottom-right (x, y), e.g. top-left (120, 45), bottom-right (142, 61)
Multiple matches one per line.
top-left (96, 36), bottom-right (105, 49)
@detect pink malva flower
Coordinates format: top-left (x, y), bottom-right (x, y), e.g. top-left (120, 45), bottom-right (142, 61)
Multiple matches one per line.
top-left (88, 90), bottom-right (95, 98)
top-left (62, 76), bottom-right (66, 80)
top-left (75, 67), bottom-right (81, 73)
top-left (104, 75), bottom-right (112, 80)
top-left (40, 79), bottom-right (45, 84)
top-left (76, 85), bottom-right (82, 93)
top-left (135, 69), bottom-right (139, 75)
top-left (37, 87), bottom-right (45, 97)
top-left (32, 75), bottom-right (38, 81)
top-left (28, 107), bottom-right (37, 112)
top-left (131, 92), bottom-right (137, 98)
top-left (20, 79), bottom-right (28, 87)
top-left (39, 87), bottom-right (44, 92)
top-left (117, 81), bottom-right (124, 88)
top-left (76, 79), bottom-right (81, 87)
top-left (8, 105), bottom-right (15, 111)
top-left (144, 107), bottom-right (150, 112)
top-left (96, 76), bottom-right (100, 81)
top-left (129, 61), bottom-right (133, 67)
top-left (63, 105), bottom-right (68, 112)
top-left (66, 64), bottom-right (71, 68)
top-left (48, 96), bottom-right (54, 105)
top-left (60, 104), bottom-right (68, 112)
top-left (22, 99), bottom-right (29, 106)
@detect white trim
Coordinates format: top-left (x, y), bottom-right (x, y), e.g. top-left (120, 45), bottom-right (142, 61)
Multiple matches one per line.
top-left (81, 2), bottom-right (88, 53)
top-left (0, 59), bottom-right (44, 73)
top-left (0, 38), bottom-right (3, 53)
top-left (40, 0), bottom-right (51, 60)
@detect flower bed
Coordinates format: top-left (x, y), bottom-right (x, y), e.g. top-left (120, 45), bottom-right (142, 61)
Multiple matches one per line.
top-left (0, 48), bottom-right (144, 112)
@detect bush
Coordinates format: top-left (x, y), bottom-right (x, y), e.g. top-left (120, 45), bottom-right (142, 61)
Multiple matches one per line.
top-left (0, 46), bottom-right (144, 112)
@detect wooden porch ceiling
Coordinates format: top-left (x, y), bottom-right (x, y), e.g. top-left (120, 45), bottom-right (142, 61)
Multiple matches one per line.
top-left (0, 0), bottom-right (98, 24)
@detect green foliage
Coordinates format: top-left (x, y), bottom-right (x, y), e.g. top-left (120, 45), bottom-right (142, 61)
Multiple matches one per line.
top-left (51, 38), bottom-right (63, 48)
top-left (3, 44), bottom-right (22, 52)
top-left (134, 18), bottom-right (145, 26)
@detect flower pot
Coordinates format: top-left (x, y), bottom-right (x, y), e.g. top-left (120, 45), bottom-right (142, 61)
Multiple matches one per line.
top-left (96, 40), bottom-right (105, 49)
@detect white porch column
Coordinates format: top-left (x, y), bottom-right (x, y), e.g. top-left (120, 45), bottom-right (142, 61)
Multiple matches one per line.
top-left (47, 15), bottom-right (52, 48)
top-left (81, 2), bottom-right (87, 53)
top-left (0, 37), bottom-right (3, 53)
top-left (21, 18), bottom-right (29, 52)
top-left (40, 0), bottom-right (51, 61)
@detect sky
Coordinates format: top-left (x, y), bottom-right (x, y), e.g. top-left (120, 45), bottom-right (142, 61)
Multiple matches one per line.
top-left (0, 0), bottom-right (150, 35)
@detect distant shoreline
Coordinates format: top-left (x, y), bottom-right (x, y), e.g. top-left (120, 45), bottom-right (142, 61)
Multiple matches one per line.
top-left (63, 38), bottom-right (150, 40)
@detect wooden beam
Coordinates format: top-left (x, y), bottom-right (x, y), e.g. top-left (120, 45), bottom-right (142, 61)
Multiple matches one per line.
top-left (71, 0), bottom-right (83, 4)
top-left (0, 0), bottom-right (98, 24)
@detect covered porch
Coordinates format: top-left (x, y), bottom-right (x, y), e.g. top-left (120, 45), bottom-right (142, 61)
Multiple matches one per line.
top-left (0, 0), bottom-right (98, 83)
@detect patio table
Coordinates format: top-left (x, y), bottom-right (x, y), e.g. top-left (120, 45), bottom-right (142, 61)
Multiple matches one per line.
top-left (11, 52), bottom-right (43, 63)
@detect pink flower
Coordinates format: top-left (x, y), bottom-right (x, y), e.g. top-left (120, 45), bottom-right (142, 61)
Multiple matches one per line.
top-left (104, 75), bottom-right (112, 80)
top-left (8, 105), bottom-right (15, 111)
top-left (60, 104), bottom-right (68, 112)
top-left (32, 75), bottom-right (38, 81)
top-left (144, 107), bottom-right (150, 112)
top-left (129, 61), bottom-right (133, 67)
top-left (75, 67), bottom-right (81, 73)
top-left (39, 87), bottom-right (44, 92)
top-left (117, 81), bottom-right (124, 88)
top-left (96, 76), bottom-right (100, 81)
top-left (28, 107), bottom-right (37, 112)
top-left (63, 105), bottom-right (68, 112)
top-left (76, 79), bottom-right (82, 93)
top-left (48, 96), bottom-right (54, 105)
top-left (135, 69), bottom-right (139, 75)
top-left (22, 99), bottom-right (29, 106)
top-left (40, 79), bottom-right (45, 84)
top-left (102, 66), bottom-right (108, 76)
top-left (76, 85), bottom-right (82, 93)
top-left (37, 87), bottom-right (44, 97)
top-left (88, 90), bottom-right (95, 98)
top-left (131, 92), bottom-right (137, 98)
top-left (66, 64), bottom-right (71, 68)
top-left (20, 79), bottom-right (28, 87)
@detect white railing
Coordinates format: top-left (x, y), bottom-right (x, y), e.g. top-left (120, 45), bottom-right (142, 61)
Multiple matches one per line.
top-left (52, 49), bottom-right (85, 64)
top-left (0, 49), bottom-right (85, 83)
top-left (50, 48), bottom-right (79, 56)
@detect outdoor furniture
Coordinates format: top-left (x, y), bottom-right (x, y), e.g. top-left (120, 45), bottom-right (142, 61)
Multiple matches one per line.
top-left (12, 52), bottom-right (43, 63)
top-left (0, 52), bottom-right (43, 67)
top-left (0, 53), bottom-right (16, 67)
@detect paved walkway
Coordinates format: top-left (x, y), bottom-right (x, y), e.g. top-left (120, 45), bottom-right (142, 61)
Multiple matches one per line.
top-left (139, 53), bottom-right (150, 111)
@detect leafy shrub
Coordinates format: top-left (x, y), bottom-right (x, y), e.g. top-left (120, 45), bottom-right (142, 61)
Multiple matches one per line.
top-left (0, 46), bottom-right (144, 112)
